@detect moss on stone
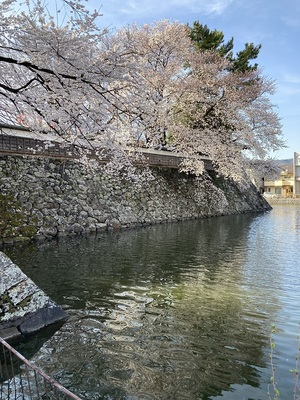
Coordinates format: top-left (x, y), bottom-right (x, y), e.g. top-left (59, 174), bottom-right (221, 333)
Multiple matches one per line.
top-left (0, 293), bottom-right (15, 315)
top-left (0, 191), bottom-right (38, 242)
top-left (0, 291), bottom-right (33, 318)
top-left (20, 225), bottom-right (38, 237)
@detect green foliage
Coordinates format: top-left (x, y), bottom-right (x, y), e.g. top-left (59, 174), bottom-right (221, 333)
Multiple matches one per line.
top-left (188, 22), bottom-right (234, 56)
top-left (233, 42), bottom-right (261, 73)
top-left (268, 325), bottom-right (280, 400)
top-left (188, 21), bottom-right (261, 72)
top-left (268, 324), bottom-right (300, 400)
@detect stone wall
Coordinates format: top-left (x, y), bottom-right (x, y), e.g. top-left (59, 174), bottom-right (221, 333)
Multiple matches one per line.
top-left (264, 196), bottom-right (300, 205)
top-left (0, 155), bottom-right (271, 244)
top-left (0, 251), bottom-right (66, 339)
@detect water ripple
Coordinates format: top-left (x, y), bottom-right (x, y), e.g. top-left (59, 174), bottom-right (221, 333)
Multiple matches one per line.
top-left (4, 205), bottom-right (300, 399)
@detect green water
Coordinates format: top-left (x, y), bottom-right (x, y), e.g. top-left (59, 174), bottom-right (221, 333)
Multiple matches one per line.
top-left (3, 204), bottom-right (300, 399)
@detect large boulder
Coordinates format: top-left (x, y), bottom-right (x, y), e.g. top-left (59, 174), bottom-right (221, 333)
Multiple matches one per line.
top-left (0, 251), bottom-right (67, 340)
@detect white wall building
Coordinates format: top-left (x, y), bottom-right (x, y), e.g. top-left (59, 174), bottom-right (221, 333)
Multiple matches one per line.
top-left (294, 152), bottom-right (300, 196)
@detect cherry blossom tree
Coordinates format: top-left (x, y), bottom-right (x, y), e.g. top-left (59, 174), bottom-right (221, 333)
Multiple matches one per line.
top-left (0, 1), bottom-right (285, 181)
top-left (109, 21), bottom-right (284, 179)
top-left (172, 60), bottom-right (284, 179)
top-left (0, 0), bottom-right (129, 153)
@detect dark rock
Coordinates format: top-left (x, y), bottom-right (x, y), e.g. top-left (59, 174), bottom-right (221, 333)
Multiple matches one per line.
top-left (0, 327), bottom-right (21, 340)
top-left (19, 302), bottom-right (67, 335)
top-left (0, 251), bottom-right (67, 336)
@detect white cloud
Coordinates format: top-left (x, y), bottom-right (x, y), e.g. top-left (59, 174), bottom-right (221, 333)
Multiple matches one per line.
top-left (102, 0), bottom-right (235, 19)
top-left (281, 15), bottom-right (300, 28)
top-left (277, 85), bottom-right (300, 99)
top-left (283, 73), bottom-right (300, 85)
top-left (172, 0), bottom-right (235, 14)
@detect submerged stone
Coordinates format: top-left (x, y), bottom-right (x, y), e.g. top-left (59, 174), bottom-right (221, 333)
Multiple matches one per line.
top-left (0, 326), bottom-right (21, 340)
top-left (0, 251), bottom-right (67, 339)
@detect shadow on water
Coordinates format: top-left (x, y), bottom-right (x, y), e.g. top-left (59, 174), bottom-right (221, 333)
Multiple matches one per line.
top-left (1, 209), bottom-right (295, 399)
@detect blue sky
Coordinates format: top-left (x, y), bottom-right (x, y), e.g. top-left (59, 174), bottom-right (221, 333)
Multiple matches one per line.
top-left (89, 0), bottom-right (299, 160)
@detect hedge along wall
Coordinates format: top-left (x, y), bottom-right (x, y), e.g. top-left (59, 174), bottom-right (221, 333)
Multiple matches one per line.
top-left (0, 155), bottom-right (271, 244)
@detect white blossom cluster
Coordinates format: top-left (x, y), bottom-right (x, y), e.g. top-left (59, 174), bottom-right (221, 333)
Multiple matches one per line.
top-left (0, 1), bottom-right (285, 185)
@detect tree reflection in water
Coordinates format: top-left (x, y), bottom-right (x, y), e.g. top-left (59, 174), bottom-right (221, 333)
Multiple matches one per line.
top-left (3, 207), bottom-right (299, 400)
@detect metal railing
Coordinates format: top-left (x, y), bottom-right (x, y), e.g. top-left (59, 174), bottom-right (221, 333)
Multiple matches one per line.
top-left (0, 336), bottom-right (82, 400)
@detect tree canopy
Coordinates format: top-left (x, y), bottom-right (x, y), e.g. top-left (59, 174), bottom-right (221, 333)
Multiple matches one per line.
top-left (188, 21), bottom-right (262, 72)
top-left (0, 0), bottom-right (285, 182)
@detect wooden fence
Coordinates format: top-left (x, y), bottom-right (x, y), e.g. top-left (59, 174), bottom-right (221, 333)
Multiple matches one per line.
top-left (0, 124), bottom-right (213, 170)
